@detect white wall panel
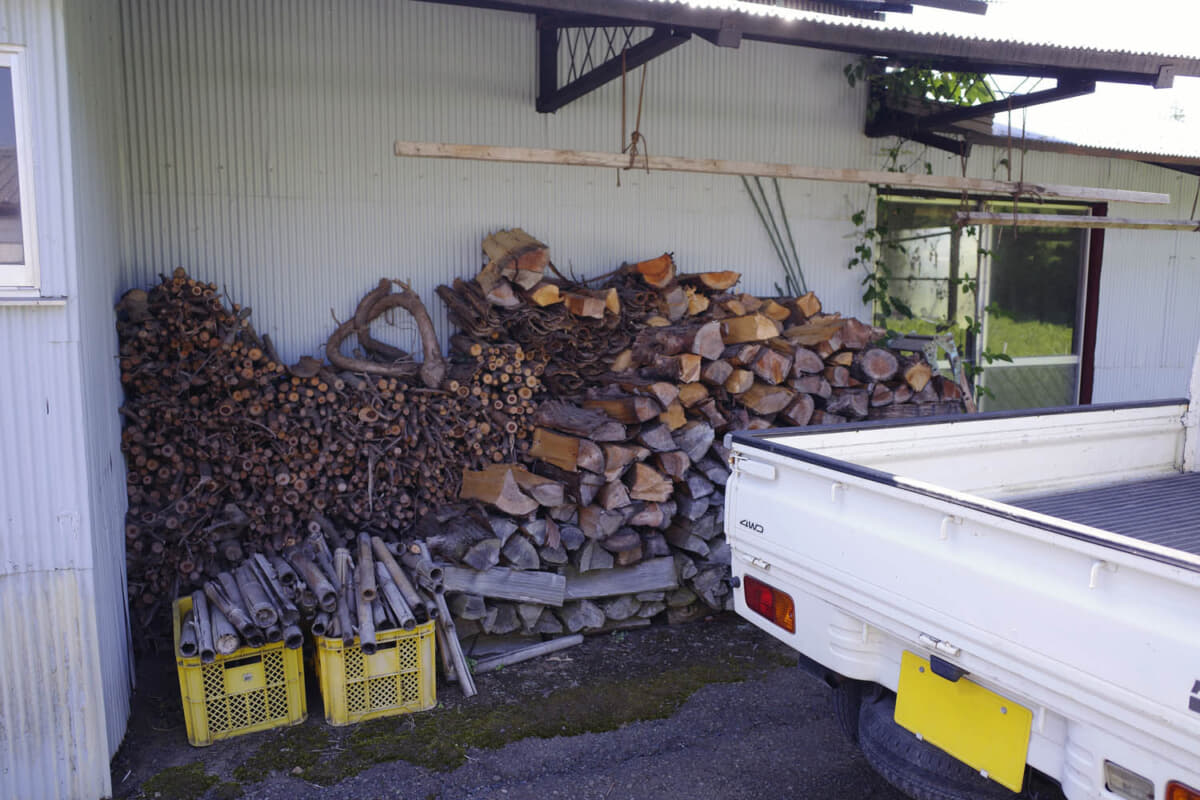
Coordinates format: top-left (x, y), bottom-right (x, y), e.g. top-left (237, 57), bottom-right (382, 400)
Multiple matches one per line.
top-left (64, 0), bottom-right (133, 760)
top-left (0, 0), bottom-right (128, 797)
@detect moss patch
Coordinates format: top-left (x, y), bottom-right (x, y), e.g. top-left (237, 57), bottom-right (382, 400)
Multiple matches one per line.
top-left (138, 763), bottom-right (218, 800)
top-left (233, 654), bottom-right (778, 787)
top-left (231, 722), bottom-right (330, 784)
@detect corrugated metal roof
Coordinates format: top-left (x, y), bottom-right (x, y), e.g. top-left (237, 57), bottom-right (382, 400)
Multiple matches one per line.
top-left (982, 78), bottom-right (1200, 163)
top-left (637, 0), bottom-right (1200, 60)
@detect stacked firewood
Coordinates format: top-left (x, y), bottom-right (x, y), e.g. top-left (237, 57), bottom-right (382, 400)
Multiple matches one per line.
top-left (121, 231), bottom-right (963, 648)
top-left (118, 270), bottom-right (545, 642)
top-left (427, 237), bottom-right (966, 635)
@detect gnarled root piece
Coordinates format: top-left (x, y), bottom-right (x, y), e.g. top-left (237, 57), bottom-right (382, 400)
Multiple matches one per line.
top-left (325, 279), bottom-right (446, 388)
top-left (386, 279), bottom-right (446, 389)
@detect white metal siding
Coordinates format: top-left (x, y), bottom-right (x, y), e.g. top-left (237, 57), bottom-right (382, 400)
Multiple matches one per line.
top-left (0, 0), bottom-right (127, 798)
top-left (64, 0), bottom-right (133, 762)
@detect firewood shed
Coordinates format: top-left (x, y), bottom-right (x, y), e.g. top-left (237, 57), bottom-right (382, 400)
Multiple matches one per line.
top-left (2, 1), bottom-right (1199, 797)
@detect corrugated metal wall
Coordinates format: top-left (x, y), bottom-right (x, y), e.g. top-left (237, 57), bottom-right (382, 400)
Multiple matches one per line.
top-left (114, 0), bottom-right (1200, 403)
top-left (64, 0), bottom-right (133, 763)
top-left (0, 0), bottom-right (129, 798)
top-left (116, 0), bottom-right (876, 365)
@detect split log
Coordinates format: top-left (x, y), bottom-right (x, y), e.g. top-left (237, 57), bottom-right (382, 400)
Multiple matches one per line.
top-left (740, 382), bottom-right (795, 415)
top-left (559, 600), bottom-right (607, 633)
top-left (460, 465), bottom-right (539, 515)
top-left (902, 356), bottom-right (933, 392)
top-left (578, 505), bottom-right (625, 539)
top-left (751, 346), bottom-right (794, 385)
top-left (501, 534), bottom-right (540, 570)
top-left (626, 463), bottom-right (673, 503)
top-left (462, 538), bottom-right (502, 571)
top-left (637, 423), bottom-right (677, 453)
top-left (722, 314), bottom-right (782, 344)
top-left (533, 402), bottom-right (627, 441)
top-left (783, 315), bottom-right (844, 346)
top-left (679, 271), bottom-right (740, 291)
top-left (724, 369), bottom-right (755, 395)
top-left (826, 388), bottom-right (870, 420)
top-left (791, 347), bottom-right (825, 375)
top-left (582, 395), bottom-right (664, 424)
top-left (632, 253), bottom-right (676, 288)
top-left (700, 359), bottom-right (734, 387)
top-left (576, 539), bottom-right (615, 572)
top-left (780, 394), bottom-right (816, 426)
top-left (673, 421), bottom-right (715, 462)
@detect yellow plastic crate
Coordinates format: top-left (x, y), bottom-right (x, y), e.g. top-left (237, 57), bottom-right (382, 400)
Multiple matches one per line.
top-left (173, 596), bottom-right (307, 746)
top-left (314, 621), bottom-right (437, 726)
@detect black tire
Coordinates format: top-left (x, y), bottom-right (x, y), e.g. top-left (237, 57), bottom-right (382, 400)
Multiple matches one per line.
top-left (857, 690), bottom-right (1019, 800)
top-left (830, 681), bottom-right (864, 744)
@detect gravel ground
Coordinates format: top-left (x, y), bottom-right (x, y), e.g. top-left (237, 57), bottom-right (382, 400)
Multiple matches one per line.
top-left (112, 614), bottom-right (908, 800)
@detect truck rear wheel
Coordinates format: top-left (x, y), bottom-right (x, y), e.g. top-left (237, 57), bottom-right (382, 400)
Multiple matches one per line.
top-left (831, 681), bottom-right (864, 744)
top-left (857, 690), bottom-right (1018, 800)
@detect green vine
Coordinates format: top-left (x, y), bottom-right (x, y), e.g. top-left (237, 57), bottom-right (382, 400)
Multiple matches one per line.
top-left (844, 62), bottom-right (1011, 399)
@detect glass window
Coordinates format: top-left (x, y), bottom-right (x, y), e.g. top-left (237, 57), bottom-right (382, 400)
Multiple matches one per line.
top-left (0, 48), bottom-right (36, 292)
top-left (875, 196), bottom-right (1091, 411)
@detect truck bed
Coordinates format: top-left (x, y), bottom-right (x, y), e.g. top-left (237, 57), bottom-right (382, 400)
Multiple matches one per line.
top-left (1011, 471), bottom-right (1200, 557)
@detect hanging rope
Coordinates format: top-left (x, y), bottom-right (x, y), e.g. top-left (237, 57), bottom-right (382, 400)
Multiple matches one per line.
top-left (617, 48), bottom-right (650, 186)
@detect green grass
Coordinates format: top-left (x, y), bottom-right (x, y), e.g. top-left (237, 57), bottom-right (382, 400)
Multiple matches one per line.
top-left (984, 310), bottom-right (1072, 357)
top-left (883, 310), bottom-right (1072, 358)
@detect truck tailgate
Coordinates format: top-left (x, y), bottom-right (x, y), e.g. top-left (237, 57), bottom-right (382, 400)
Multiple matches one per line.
top-left (726, 431), bottom-right (1200, 780)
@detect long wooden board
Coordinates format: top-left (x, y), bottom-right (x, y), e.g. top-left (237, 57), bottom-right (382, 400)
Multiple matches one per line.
top-left (442, 565), bottom-right (566, 606)
top-left (955, 211), bottom-right (1199, 231)
top-left (393, 141), bottom-right (1171, 206)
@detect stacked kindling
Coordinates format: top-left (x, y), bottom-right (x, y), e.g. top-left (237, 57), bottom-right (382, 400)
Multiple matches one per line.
top-left (119, 270), bottom-right (546, 643)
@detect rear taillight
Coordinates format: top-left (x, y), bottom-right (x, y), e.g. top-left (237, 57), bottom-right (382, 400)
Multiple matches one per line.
top-left (1168, 781), bottom-right (1200, 800)
top-left (743, 575), bottom-right (795, 633)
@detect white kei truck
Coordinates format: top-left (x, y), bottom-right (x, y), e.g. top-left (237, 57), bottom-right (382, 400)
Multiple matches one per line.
top-left (723, 345), bottom-right (1200, 800)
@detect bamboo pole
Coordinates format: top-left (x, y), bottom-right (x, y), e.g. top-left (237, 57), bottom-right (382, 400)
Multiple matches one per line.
top-left (393, 140), bottom-right (1171, 206)
top-left (954, 211), bottom-right (1200, 231)
top-left (471, 634), bottom-right (584, 674)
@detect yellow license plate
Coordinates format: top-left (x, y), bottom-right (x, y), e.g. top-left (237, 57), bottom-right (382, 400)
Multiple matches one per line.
top-left (894, 651), bottom-right (1032, 792)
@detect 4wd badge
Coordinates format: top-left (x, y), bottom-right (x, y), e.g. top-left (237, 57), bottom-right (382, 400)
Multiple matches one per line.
top-left (739, 519), bottom-right (765, 534)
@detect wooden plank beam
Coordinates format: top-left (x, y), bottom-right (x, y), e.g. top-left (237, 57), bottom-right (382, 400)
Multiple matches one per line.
top-left (955, 211), bottom-right (1200, 231)
top-left (563, 556), bottom-right (679, 600)
top-left (393, 140), bottom-right (1171, 205)
top-left (443, 565), bottom-right (567, 606)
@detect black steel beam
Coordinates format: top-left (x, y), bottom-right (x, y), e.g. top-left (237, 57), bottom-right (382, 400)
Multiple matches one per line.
top-left (536, 27), bottom-right (692, 113)
top-left (537, 16), bottom-right (558, 109)
top-left (909, 128), bottom-right (971, 157)
top-left (866, 79), bottom-right (1096, 138)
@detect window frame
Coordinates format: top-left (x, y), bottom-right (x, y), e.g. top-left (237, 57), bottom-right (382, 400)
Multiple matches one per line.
top-left (873, 192), bottom-right (1101, 409)
top-left (0, 45), bottom-right (39, 296)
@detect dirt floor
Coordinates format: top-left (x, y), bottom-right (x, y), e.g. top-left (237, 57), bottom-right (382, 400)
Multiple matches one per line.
top-left (111, 613), bottom-right (906, 800)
